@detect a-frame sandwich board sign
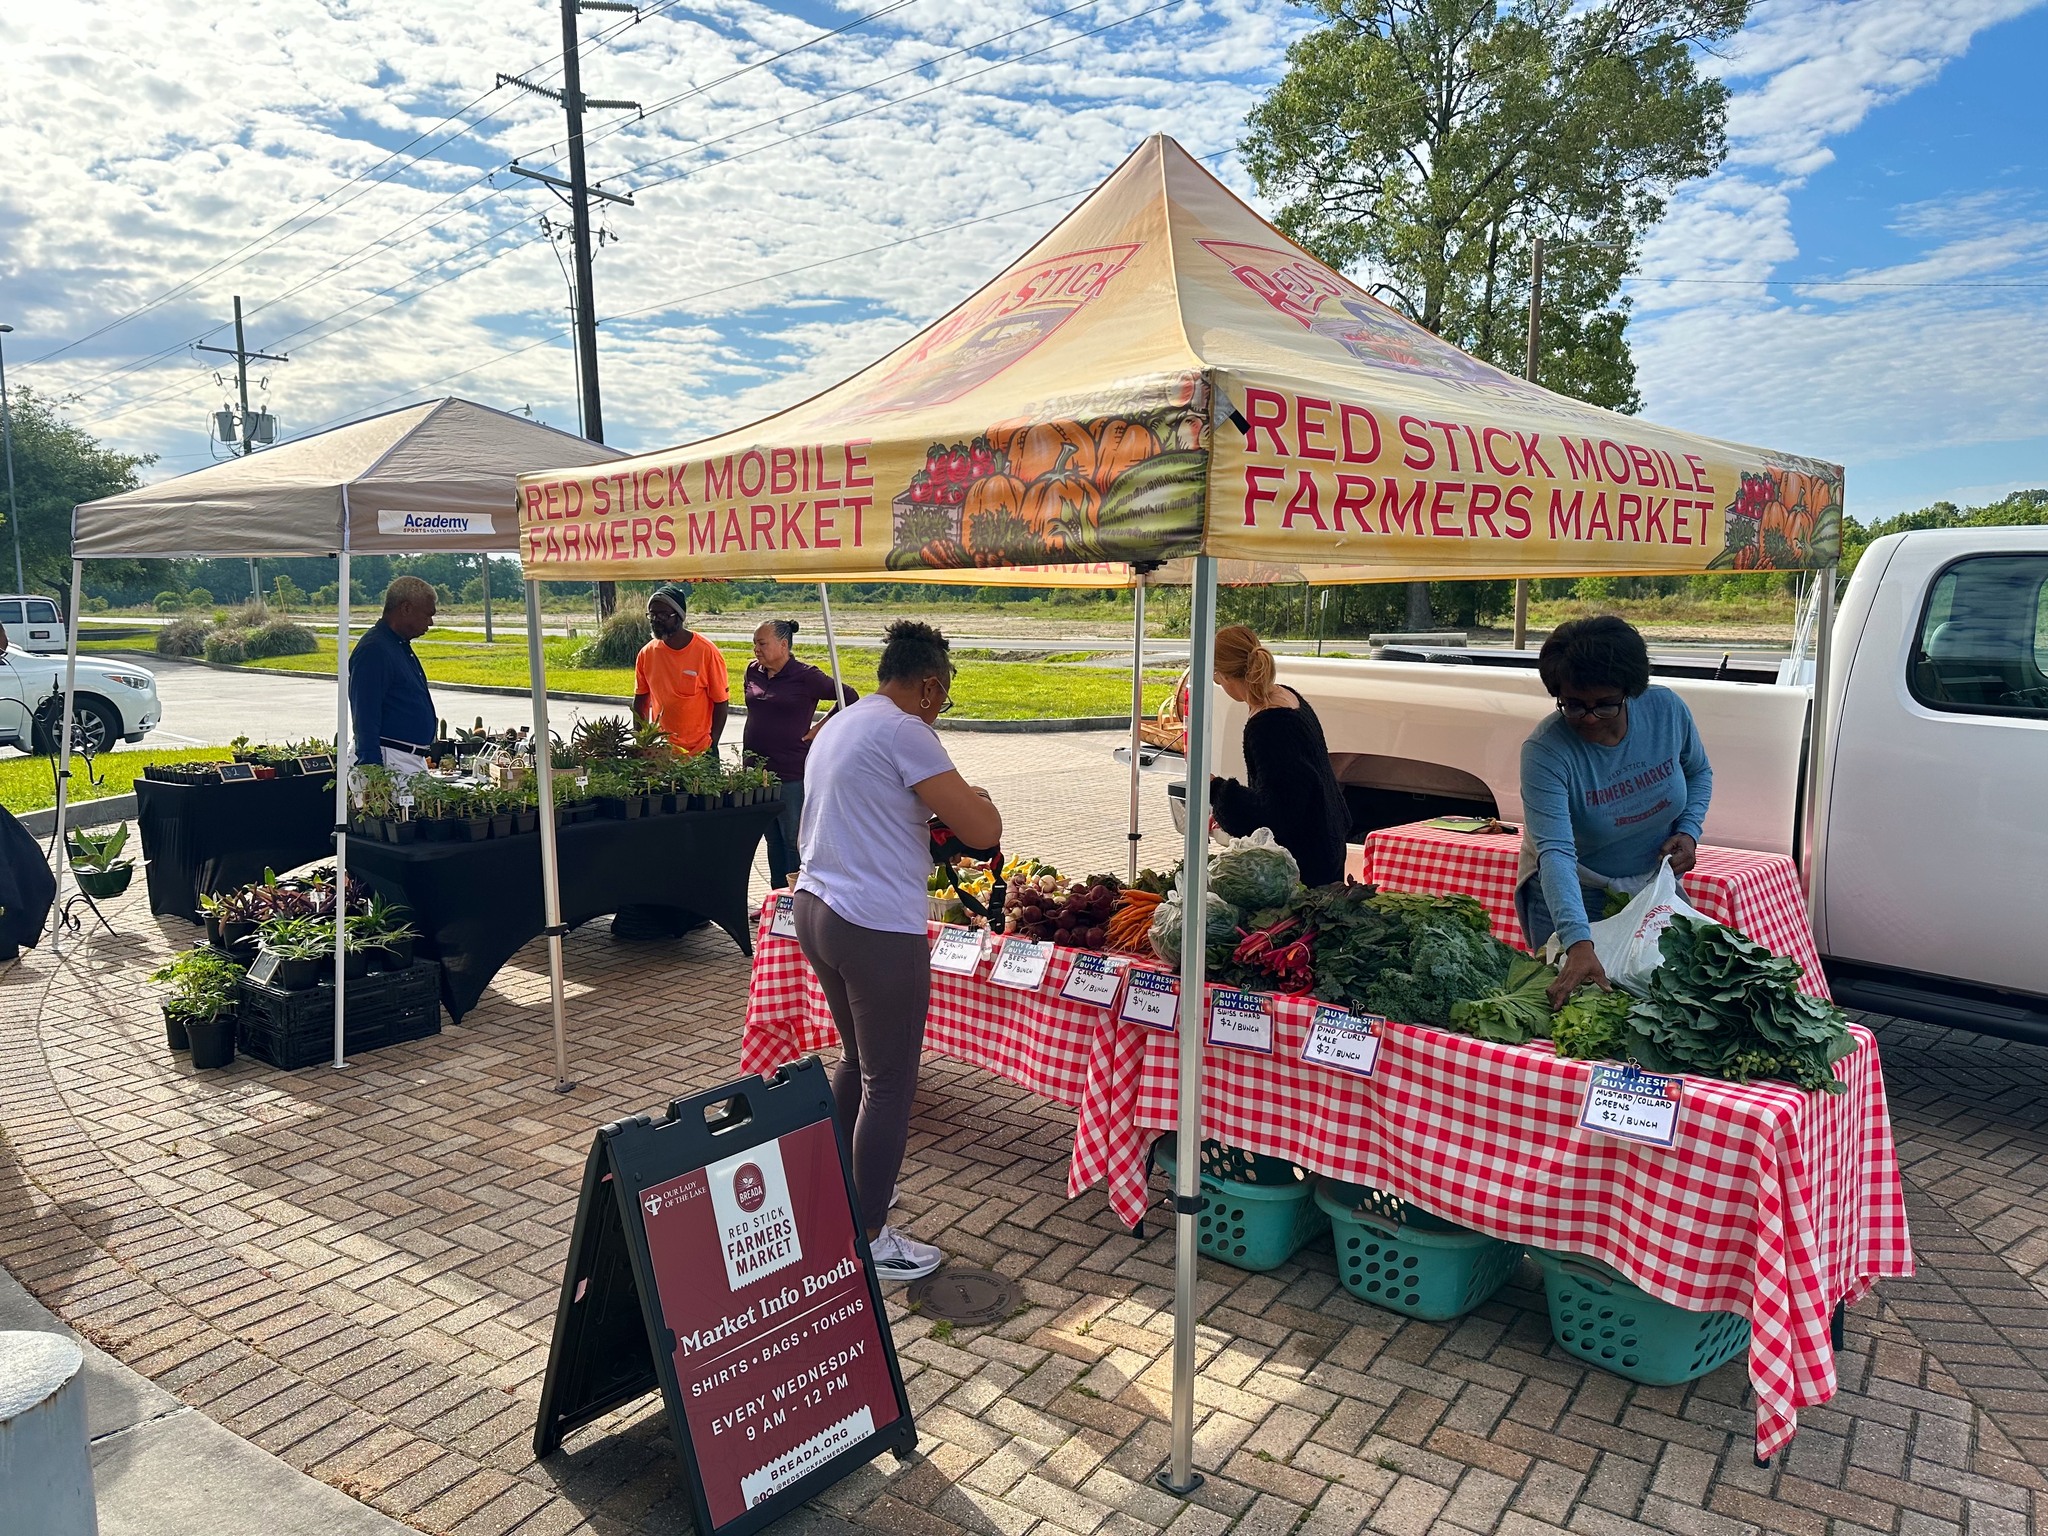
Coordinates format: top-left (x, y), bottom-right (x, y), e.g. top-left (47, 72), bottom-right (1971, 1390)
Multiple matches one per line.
top-left (534, 1059), bottom-right (916, 1536)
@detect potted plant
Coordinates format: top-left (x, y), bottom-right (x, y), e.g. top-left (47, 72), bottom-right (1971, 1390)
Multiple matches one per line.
top-left (210, 886), bottom-right (260, 958)
top-left (512, 790), bottom-right (539, 834)
top-left (149, 945), bottom-right (242, 1065)
top-left (255, 914), bottom-right (332, 991)
top-left (66, 824), bottom-right (137, 899)
top-left (352, 896), bottom-right (419, 972)
top-left (484, 787), bottom-right (515, 840)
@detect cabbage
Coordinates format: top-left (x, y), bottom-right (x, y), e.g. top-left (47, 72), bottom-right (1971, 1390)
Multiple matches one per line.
top-left (1150, 889), bottom-right (1240, 965)
top-left (1208, 830), bottom-right (1300, 913)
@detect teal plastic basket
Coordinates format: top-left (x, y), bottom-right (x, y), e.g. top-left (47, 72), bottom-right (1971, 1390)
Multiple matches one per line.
top-left (1317, 1181), bottom-right (1522, 1321)
top-left (1151, 1138), bottom-right (1324, 1272)
top-left (1533, 1249), bottom-right (1750, 1385)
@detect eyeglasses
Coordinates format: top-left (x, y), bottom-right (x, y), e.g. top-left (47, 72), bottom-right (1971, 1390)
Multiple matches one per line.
top-left (1557, 699), bottom-right (1625, 721)
top-left (924, 679), bottom-right (954, 715)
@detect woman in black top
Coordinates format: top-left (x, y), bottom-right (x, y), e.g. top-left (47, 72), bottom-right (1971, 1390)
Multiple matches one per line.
top-left (1207, 625), bottom-right (1350, 886)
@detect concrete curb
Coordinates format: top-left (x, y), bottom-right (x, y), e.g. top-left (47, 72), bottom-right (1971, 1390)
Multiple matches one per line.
top-left (99, 650), bottom-right (1139, 733)
top-left (20, 797), bottom-right (137, 838)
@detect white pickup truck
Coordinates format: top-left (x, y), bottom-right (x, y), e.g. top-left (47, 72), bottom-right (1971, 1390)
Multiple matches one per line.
top-left (1205, 528), bottom-right (2048, 1039)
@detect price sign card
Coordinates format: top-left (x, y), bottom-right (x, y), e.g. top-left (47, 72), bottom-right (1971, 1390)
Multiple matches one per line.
top-left (990, 937), bottom-right (1054, 992)
top-left (769, 893), bottom-right (797, 939)
top-left (1117, 969), bottom-right (1180, 1031)
top-left (1058, 952), bottom-right (1123, 1007)
top-left (217, 763), bottom-right (257, 783)
top-left (297, 753), bottom-right (335, 774)
top-left (1578, 1064), bottom-right (1682, 1147)
top-left (1301, 1006), bottom-right (1384, 1078)
top-left (1206, 990), bottom-right (1274, 1054)
top-left (929, 925), bottom-right (985, 976)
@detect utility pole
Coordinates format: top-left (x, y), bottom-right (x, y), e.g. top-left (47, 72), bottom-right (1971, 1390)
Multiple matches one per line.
top-left (502, 0), bottom-right (638, 621)
top-left (0, 324), bottom-right (24, 594)
top-left (198, 296), bottom-right (287, 601)
top-left (1514, 236), bottom-right (1544, 651)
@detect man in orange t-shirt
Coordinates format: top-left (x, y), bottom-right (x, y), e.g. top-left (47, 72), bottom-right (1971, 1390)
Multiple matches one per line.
top-left (632, 585), bottom-right (730, 754)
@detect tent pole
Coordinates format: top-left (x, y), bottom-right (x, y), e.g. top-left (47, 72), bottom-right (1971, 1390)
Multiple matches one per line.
top-left (1160, 554), bottom-right (1217, 1499)
top-left (527, 579), bottom-right (573, 1092)
top-left (333, 519), bottom-right (353, 1069)
top-left (1126, 574), bottom-right (1148, 885)
top-left (48, 559), bottom-right (84, 955)
top-left (1799, 563), bottom-right (1837, 912)
top-left (818, 583), bottom-right (845, 711)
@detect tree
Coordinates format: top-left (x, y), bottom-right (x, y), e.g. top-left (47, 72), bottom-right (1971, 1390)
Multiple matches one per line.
top-left (1241, 0), bottom-right (1746, 412)
top-left (3, 386), bottom-right (157, 603)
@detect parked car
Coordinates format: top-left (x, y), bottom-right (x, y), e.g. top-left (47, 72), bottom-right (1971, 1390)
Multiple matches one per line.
top-left (0, 624), bottom-right (162, 755)
top-left (0, 595), bottom-right (65, 652)
top-left (1182, 529), bottom-right (2048, 1040)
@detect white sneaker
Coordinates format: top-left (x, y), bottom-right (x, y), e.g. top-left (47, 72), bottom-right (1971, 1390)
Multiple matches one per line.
top-left (868, 1225), bottom-right (942, 1282)
top-left (890, 1184), bottom-right (901, 1209)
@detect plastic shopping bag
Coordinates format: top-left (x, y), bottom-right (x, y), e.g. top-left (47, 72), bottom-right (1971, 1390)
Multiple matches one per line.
top-left (1547, 858), bottom-right (1713, 988)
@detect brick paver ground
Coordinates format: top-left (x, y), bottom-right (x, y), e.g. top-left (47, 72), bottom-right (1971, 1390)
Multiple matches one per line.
top-left (5, 729), bottom-right (2046, 1536)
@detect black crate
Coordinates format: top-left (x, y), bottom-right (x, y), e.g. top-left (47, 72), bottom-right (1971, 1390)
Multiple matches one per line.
top-left (237, 959), bottom-right (442, 1070)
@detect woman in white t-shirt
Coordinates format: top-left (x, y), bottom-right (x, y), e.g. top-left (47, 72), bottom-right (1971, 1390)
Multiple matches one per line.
top-left (795, 620), bottom-right (1002, 1281)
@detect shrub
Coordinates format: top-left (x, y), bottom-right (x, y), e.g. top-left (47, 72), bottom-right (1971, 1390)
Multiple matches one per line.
top-left (270, 575), bottom-right (306, 610)
top-left (153, 590), bottom-right (186, 612)
top-left (241, 618), bottom-right (318, 659)
top-left (228, 598), bottom-right (271, 629)
top-left (573, 607), bottom-right (654, 669)
top-left (203, 631), bottom-right (249, 664)
top-left (84, 596), bottom-right (110, 614)
top-left (156, 618), bottom-right (209, 657)
top-left (184, 587), bottom-right (213, 608)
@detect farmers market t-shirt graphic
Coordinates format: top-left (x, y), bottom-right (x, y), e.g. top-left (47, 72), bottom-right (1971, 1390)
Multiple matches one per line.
top-left (706, 1144), bottom-right (803, 1290)
top-left (1198, 240), bottom-right (1513, 389)
top-left (855, 244), bottom-right (1142, 414)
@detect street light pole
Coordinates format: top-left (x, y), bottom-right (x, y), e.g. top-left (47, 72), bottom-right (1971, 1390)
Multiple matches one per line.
top-left (0, 325), bottom-right (25, 594)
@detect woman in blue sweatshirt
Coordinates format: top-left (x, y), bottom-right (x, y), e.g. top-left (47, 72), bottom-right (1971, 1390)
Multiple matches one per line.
top-left (1516, 616), bottom-right (1712, 1008)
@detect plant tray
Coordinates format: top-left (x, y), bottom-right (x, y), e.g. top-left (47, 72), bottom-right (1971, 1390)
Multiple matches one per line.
top-left (1532, 1249), bottom-right (1750, 1386)
top-left (1317, 1181), bottom-right (1521, 1322)
top-left (237, 959), bottom-right (442, 1070)
top-left (1153, 1137), bottom-right (1323, 1273)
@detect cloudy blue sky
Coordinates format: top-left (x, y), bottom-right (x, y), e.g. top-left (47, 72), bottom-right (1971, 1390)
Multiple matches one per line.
top-left (4, 0), bottom-right (2044, 518)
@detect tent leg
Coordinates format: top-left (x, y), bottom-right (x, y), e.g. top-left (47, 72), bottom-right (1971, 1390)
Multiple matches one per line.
top-left (48, 560), bottom-right (85, 955)
top-left (527, 580), bottom-right (573, 1092)
top-left (1127, 577), bottom-right (1147, 885)
top-left (333, 541), bottom-right (353, 1069)
top-left (1800, 564), bottom-right (1837, 913)
top-left (1159, 555), bottom-right (1217, 1499)
top-left (818, 584), bottom-right (845, 714)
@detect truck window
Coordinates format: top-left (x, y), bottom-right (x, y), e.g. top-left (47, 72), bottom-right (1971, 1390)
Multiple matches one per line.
top-left (1909, 555), bottom-right (2048, 720)
top-left (26, 600), bottom-right (58, 625)
top-left (0, 601), bottom-right (22, 626)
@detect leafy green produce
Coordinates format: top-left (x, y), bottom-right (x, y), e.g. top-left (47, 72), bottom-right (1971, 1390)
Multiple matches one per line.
top-left (1367, 889), bottom-right (1494, 937)
top-left (1449, 955), bottom-right (1556, 1045)
top-left (1624, 916), bottom-right (1854, 1093)
top-left (1208, 832), bottom-right (1301, 912)
top-left (1552, 986), bottom-right (1635, 1061)
top-left (1149, 888), bottom-right (1240, 966)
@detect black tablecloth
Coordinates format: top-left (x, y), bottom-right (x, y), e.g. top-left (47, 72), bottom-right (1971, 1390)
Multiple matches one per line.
top-left (344, 802), bottom-right (779, 1021)
top-left (136, 774), bottom-right (338, 923)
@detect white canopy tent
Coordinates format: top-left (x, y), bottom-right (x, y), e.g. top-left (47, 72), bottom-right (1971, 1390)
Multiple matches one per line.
top-left (62, 397), bottom-right (625, 1074)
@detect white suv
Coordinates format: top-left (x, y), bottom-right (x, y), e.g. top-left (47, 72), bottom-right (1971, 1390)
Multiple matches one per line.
top-left (0, 614), bottom-right (162, 755)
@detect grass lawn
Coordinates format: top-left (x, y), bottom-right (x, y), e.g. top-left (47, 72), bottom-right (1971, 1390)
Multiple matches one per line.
top-left (113, 631), bottom-right (1176, 721)
top-left (0, 746), bottom-right (239, 815)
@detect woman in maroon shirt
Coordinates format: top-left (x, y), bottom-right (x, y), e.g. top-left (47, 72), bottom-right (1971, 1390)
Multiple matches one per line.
top-left (744, 619), bottom-right (859, 888)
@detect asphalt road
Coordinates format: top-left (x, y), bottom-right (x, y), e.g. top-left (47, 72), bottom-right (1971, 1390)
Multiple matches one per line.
top-left (112, 657), bottom-right (631, 753)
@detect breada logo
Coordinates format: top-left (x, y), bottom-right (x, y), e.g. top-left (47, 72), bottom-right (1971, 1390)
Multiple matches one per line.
top-left (707, 1142), bottom-right (803, 1291)
top-left (733, 1163), bottom-right (767, 1214)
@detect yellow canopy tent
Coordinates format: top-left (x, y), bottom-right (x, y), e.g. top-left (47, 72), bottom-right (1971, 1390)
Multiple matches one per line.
top-left (515, 135), bottom-right (1842, 1494)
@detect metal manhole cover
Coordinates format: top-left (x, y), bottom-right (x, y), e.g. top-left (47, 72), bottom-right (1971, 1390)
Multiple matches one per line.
top-left (908, 1268), bottom-right (1016, 1326)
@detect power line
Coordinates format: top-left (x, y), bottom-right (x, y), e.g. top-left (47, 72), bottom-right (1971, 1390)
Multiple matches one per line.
top-left (17, 0), bottom-right (674, 374)
top-left (1627, 276), bottom-right (2048, 289)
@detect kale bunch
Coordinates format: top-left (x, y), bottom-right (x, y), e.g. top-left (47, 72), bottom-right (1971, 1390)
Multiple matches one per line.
top-left (1624, 916), bottom-right (1854, 1093)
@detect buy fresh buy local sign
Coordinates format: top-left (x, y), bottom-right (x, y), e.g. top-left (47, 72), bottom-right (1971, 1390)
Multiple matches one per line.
top-left (517, 377), bottom-right (1842, 582)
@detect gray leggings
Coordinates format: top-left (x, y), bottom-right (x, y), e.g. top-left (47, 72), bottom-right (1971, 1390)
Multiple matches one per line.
top-left (793, 892), bottom-right (929, 1233)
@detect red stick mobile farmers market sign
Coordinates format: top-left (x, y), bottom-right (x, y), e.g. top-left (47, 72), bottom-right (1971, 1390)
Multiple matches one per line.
top-left (516, 383), bottom-right (1843, 583)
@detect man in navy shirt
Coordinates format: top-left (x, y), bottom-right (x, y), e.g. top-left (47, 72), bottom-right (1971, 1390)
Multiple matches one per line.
top-left (350, 576), bottom-right (440, 772)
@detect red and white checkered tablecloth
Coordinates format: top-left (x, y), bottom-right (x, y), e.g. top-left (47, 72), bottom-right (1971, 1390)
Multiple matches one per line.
top-left (743, 896), bottom-right (1912, 1460)
top-left (1362, 821), bottom-right (1832, 998)
top-left (1068, 983), bottom-right (1913, 1461)
top-left (741, 900), bottom-right (1107, 1110)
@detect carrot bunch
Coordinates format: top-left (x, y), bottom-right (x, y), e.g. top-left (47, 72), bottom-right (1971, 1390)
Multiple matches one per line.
top-left (1106, 889), bottom-right (1163, 953)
